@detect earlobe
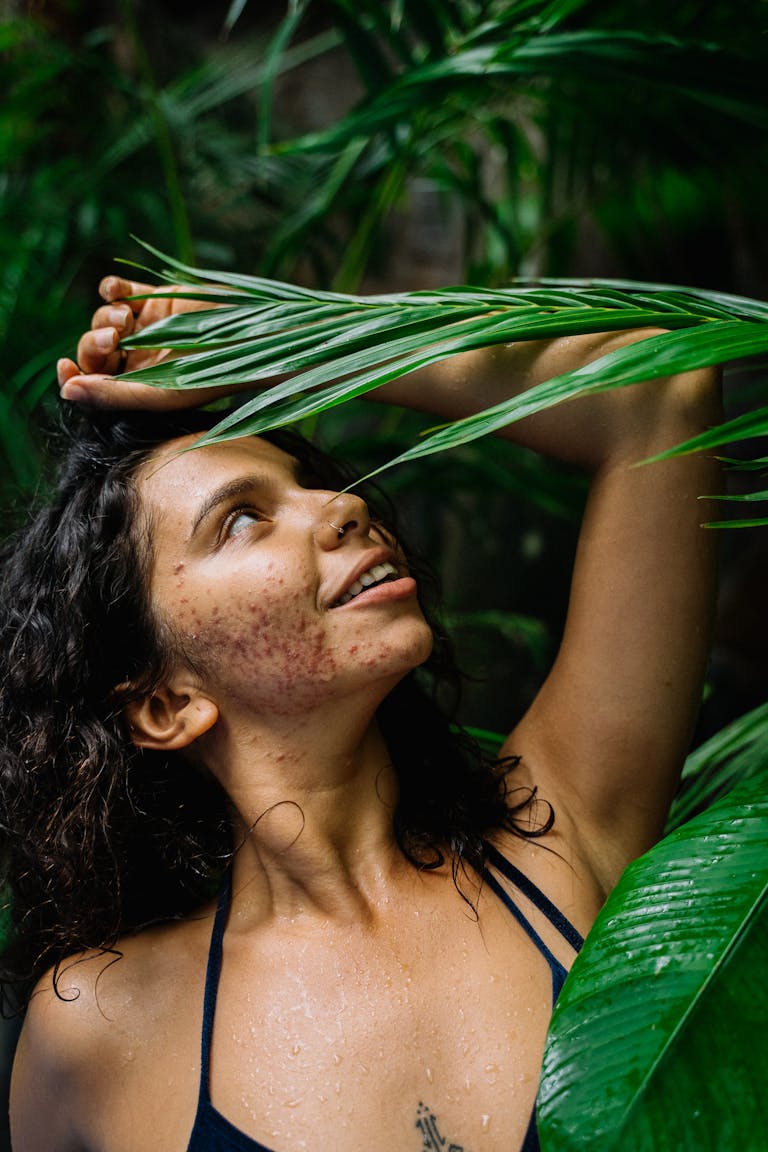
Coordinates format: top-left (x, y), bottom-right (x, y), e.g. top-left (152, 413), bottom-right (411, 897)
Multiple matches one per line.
top-left (124, 686), bottom-right (219, 751)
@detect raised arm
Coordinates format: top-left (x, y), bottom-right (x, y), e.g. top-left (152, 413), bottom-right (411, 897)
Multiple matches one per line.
top-left (385, 338), bottom-right (721, 890)
top-left (59, 281), bottom-right (721, 888)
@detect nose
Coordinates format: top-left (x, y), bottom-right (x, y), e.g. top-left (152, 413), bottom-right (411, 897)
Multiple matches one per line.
top-left (315, 491), bottom-right (370, 548)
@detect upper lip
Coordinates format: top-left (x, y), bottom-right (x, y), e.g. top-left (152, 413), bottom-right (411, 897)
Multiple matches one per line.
top-left (325, 546), bottom-right (401, 609)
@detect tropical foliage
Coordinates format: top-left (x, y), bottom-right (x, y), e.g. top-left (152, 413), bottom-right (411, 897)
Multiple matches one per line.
top-left (3, 1), bottom-right (768, 1148)
top-left (121, 244), bottom-right (768, 498)
top-left (539, 769), bottom-right (768, 1151)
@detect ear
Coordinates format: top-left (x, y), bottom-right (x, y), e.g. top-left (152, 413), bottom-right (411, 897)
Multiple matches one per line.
top-left (123, 684), bottom-right (219, 751)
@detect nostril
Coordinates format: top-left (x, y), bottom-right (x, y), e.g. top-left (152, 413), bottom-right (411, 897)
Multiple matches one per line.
top-left (327, 518), bottom-right (357, 539)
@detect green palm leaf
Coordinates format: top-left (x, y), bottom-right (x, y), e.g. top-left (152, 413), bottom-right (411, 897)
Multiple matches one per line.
top-left (275, 31), bottom-right (768, 155)
top-left (538, 772), bottom-right (768, 1150)
top-left (118, 247), bottom-right (768, 493)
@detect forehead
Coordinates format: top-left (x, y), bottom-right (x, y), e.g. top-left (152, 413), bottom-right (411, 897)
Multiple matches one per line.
top-left (135, 434), bottom-right (298, 523)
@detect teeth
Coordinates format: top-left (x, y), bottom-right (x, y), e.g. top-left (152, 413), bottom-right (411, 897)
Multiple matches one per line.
top-left (335, 561), bottom-right (399, 606)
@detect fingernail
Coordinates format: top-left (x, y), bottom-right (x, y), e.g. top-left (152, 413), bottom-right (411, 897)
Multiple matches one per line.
top-left (107, 307), bottom-right (128, 327)
top-left (94, 328), bottom-right (117, 351)
top-left (60, 383), bottom-right (88, 403)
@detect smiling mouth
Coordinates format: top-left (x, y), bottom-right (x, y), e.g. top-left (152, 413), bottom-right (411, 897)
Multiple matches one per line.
top-left (333, 561), bottom-right (401, 607)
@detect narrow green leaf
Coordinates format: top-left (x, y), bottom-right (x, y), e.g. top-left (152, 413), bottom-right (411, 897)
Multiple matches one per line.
top-left (647, 403), bottom-right (768, 463)
top-left (707, 489), bottom-right (768, 503)
top-left (121, 305), bottom-right (483, 389)
top-left (358, 323), bottom-right (768, 480)
top-left (717, 455), bottom-right (768, 471)
top-left (222, 0), bottom-right (248, 36)
top-left (702, 517), bottom-right (768, 529)
top-left (532, 277), bottom-right (768, 323)
top-left (257, 0), bottom-right (310, 153)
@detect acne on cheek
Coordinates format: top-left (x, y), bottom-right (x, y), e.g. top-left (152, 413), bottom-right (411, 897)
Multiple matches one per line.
top-left (181, 592), bottom-right (342, 715)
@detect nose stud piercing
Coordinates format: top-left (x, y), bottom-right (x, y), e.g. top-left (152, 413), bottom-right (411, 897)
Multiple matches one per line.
top-left (328, 521), bottom-right (346, 539)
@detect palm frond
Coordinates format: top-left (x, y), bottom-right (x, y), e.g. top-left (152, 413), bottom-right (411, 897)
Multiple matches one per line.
top-left (120, 246), bottom-right (768, 500)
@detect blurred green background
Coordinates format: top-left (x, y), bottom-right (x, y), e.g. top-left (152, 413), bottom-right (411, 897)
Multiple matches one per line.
top-left (3, 1), bottom-right (768, 1143)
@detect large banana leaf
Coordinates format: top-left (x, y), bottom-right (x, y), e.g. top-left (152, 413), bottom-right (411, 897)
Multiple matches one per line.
top-left (119, 247), bottom-right (768, 494)
top-left (538, 771), bottom-right (768, 1151)
top-left (668, 701), bottom-right (768, 832)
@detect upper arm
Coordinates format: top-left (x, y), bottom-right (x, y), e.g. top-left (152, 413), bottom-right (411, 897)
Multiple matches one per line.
top-left (504, 368), bottom-right (721, 887)
top-left (11, 970), bottom-right (96, 1152)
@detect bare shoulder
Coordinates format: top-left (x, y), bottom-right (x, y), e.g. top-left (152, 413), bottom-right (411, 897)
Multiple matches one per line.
top-left (11, 905), bottom-right (215, 1151)
top-left (487, 818), bottom-right (605, 941)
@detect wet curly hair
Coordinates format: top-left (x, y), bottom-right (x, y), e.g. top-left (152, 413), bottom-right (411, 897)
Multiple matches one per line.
top-left (0, 406), bottom-right (549, 1006)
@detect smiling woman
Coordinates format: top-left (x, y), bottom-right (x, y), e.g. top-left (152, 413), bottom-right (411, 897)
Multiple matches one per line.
top-left (1, 279), bottom-right (721, 1152)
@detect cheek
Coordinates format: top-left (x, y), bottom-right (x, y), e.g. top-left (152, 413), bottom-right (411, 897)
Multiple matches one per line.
top-left (168, 567), bottom-right (340, 714)
top-left (158, 561), bottom-right (433, 716)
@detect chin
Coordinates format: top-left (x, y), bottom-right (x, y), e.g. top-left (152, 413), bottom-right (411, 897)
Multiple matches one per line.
top-left (393, 620), bottom-right (435, 674)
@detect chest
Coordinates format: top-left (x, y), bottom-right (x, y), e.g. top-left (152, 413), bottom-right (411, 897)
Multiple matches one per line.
top-left (215, 922), bottom-right (552, 1151)
top-left (88, 890), bottom-right (565, 1152)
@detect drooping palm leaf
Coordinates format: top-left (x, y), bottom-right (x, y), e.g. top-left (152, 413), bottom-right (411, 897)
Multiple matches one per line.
top-left (538, 771), bottom-right (768, 1150)
top-left (119, 246), bottom-right (768, 494)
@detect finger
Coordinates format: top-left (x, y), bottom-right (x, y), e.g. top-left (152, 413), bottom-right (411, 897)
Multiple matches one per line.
top-left (77, 326), bottom-right (123, 375)
top-left (59, 373), bottom-right (227, 411)
top-left (90, 303), bottom-right (135, 336)
top-left (99, 276), bottom-right (157, 311)
top-left (57, 358), bottom-right (81, 387)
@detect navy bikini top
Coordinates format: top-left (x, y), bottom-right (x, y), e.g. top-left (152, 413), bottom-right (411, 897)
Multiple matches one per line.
top-left (187, 843), bottom-right (584, 1152)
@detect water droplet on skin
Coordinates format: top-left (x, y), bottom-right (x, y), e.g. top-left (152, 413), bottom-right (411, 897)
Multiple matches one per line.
top-left (283, 1098), bottom-right (302, 1108)
top-left (291, 1043), bottom-right (302, 1056)
top-left (481, 1114), bottom-right (491, 1133)
top-left (332, 1053), bottom-right (343, 1066)
top-left (426, 1066), bottom-right (434, 1083)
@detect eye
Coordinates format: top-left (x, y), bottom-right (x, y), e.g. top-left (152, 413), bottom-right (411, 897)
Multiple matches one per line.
top-left (224, 508), bottom-right (262, 538)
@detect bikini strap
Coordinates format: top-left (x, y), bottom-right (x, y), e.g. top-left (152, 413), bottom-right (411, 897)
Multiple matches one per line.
top-left (197, 870), bottom-right (232, 1105)
top-left (484, 841), bottom-right (584, 952)
top-left (481, 867), bottom-right (568, 1006)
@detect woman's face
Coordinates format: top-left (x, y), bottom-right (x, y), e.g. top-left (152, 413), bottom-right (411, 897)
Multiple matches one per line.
top-left (135, 434), bottom-right (433, 719)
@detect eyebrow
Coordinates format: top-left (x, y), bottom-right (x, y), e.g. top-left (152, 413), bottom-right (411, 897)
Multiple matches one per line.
top-left (190, 461), bottom-right (300, 538)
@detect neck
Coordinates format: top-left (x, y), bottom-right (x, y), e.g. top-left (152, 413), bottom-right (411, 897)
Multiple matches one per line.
top-left (201, 698), bottom-right (408, 922)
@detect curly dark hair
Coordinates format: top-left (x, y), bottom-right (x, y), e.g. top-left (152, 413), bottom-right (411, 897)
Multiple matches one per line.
top-left (0, 405), bottom-right (549, 1006)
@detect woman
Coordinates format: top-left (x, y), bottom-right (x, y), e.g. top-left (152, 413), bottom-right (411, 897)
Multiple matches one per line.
top-left (4, 277), bottom-right (720, 1151)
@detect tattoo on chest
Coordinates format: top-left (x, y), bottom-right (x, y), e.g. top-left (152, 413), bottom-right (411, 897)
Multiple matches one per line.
top-left (415, 1101), bottom-right (467, 1151)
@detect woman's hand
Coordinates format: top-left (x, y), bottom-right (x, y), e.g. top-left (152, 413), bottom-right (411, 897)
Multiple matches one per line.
top-left (57, 276), bottom-right (228, 410)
